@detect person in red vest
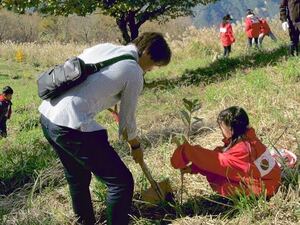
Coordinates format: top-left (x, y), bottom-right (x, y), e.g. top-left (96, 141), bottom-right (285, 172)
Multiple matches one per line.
top-left (0, 86), bottom-right (13, 138)
top-left (171, 106), bottom-right (281, 197)
top-left (245, 9), bottom-right (261, 48)
top-left (220, 14), bottom-right (235, 57)
top-left (258, 18), bottom-right (277, 46)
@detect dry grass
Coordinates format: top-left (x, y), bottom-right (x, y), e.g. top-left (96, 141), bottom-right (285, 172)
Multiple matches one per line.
top-left (0, 19), bottom-right (299, 225)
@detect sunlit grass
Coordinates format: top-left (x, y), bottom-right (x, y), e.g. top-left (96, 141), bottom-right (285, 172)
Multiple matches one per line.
top-left (0, 22), bottom-right (299, 224)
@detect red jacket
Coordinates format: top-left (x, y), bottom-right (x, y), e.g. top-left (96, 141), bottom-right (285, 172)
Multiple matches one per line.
top-left (260, 19), bottom-right (271, 35)
top-left (245, 15), bottom-right (261, 38)
top-left (0, 94), bottom-right (12, 120)
top-left (171, 128), bottom-right (281, 197)
top-left (220, 22), bottom-right (235, 47)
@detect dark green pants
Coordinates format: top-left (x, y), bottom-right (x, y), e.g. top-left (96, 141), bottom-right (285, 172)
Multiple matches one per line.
top-left (40, 115), bottom-right (134, 225)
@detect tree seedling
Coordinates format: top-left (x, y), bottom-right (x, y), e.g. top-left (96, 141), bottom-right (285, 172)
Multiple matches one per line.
top-left (180, 98), bottom-right (202, 141)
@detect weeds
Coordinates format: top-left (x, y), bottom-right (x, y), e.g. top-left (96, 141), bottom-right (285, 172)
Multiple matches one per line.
top-left (0, 22), bottom-right (299, 225)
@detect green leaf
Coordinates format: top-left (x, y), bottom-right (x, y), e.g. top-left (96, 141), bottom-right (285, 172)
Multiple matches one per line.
top-left (192, 105), bottom-right (201, 113)
top-left (182, 98), bottom-right (193, 112)
top-left (180, 110), bottom-right (190, 125)
top-left (193, 116), bottom-right (203, 122)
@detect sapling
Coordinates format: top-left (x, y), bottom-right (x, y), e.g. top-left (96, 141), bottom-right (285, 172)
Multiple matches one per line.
top-left (173, 98), bottom-right (202, 205)
top-left (180, 98), bottom-right (202, 141)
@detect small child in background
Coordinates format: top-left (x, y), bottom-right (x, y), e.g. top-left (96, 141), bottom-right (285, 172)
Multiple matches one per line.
top-left (220, 14), bottom-right (235, 57)
top-left (171, 106), bottom-right (281, 198)
top-left (245, 9), bottom-right (261, 48)
top-left (258, 18), bottom-right (277, 46)
top-left (0, 86), bottom-right (13, 138)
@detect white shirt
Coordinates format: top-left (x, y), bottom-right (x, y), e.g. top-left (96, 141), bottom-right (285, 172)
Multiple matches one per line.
top-left (38, 43), bottom-right (144, 140)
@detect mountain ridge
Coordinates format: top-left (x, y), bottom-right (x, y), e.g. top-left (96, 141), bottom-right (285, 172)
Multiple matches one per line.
top-left (193, 0), bottom-right (281, 28)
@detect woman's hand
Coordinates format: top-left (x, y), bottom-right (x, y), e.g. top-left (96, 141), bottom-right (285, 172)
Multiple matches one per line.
top-left (131, 148), bottom-right (144, 164)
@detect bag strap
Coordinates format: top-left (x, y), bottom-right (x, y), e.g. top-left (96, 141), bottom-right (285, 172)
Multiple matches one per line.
top-left (84, 54), bottom-right (137, 75)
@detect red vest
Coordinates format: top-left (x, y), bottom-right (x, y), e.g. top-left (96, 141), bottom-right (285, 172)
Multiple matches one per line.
top-left (171, 128), bottom-right (281, 197)
top-left (245, 15), bottom-right (261, 38)
top-left (260, 19), bottom-right (271, 34)
top-left (0, 94), bottom-right (12, 119)
top-left (220, 22), bottom-right (235, 47)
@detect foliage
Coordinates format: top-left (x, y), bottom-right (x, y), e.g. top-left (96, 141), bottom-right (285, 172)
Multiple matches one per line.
top-left (15, 49), bottom-right (25, 62)
top-left (180, 98), bottom-right (202, 140)
top-left (1, 0), bottom-right (219, 43)
top-left (0, 9), bottom-right (192, 44)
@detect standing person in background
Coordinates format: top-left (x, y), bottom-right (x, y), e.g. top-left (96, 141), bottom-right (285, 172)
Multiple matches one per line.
top-left (280, 0), bottom-right (300, 56)
top-left (245, 9), bottom-right (261, 48)
top-left (220, 14), bottom-right (235, 57)
top-left (39, 32), bottom-right (171, 225)
top-left (0, 86), bottom-right (13, 138)
top-left (258, 18), bottom-right (277, 46)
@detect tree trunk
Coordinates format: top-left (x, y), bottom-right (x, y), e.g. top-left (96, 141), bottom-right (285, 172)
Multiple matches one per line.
top-left (116, 15), bottom-right (131, 44)
top-left (128, 11), bottom-right (139, 41)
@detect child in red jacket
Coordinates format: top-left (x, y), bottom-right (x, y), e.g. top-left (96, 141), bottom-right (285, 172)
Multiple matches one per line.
top-left (0, 86), bottom-right (13, 138)
top-left (245, 9), bottom-right (261, 48)
top-left (220, 14), bottom-right (235, 57)
top-left (258, 18), bottom-right (277, 46)
top-left (171, 106), bottom-right (281, 197)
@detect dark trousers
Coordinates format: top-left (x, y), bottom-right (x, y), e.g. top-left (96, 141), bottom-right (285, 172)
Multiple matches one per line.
top-left (40, 115), bottom-right (134, 225)
top-left (288, 24), bottom-right (300, 56)
top-left (223, 45), bottom-right (231, 57)
top-left (0, 118), bottom-right (7, 137)
top-left (248, 37), bottom-right (258, 48)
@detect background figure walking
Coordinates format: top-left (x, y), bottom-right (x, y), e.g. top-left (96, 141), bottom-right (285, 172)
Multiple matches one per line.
top-left (0, 86), bottom-right (13, 138)
top-left (220, 14), bottom-right (235, 57)
top-left (245, 9), bottom-right (261, 48)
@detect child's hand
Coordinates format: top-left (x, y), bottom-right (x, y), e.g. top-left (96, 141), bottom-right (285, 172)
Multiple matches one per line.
top-left (213, 146), bottom-right (223, 152)
top-left (180, 165), bottom-right (192, 174)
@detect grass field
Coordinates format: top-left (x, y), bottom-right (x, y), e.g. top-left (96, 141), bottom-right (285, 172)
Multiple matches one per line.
top-left (0, 24), bottom-right (299, 225)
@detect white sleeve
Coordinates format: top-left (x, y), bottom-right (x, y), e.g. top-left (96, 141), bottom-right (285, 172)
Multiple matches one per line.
top-left (118, 72), bottom-right (143, 140)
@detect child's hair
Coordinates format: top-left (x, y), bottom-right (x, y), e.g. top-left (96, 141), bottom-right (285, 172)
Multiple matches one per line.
top-left (217, 106), bottom-right (249, 143)
top-left (246, 9), bottom-right (254, 16)
top-left (223, 14), bottom-right (232, 22)
top-left (131, 32), bottom-right (171, 66)
top-left (2, 86), bottom-right (13, 95)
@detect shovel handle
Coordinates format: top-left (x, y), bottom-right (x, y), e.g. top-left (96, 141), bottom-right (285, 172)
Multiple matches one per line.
top-left (138, 161), bottom-right (165, 201)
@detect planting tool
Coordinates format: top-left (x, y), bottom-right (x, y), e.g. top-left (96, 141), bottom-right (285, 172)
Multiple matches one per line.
top-left (139, 160), bottom-right (173, 204)
top-left (108, 108), bottom-right (173, 204)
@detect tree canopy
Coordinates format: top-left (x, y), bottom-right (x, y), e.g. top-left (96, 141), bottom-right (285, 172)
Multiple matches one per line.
top-left (1, 0), bottom-right (218, 43)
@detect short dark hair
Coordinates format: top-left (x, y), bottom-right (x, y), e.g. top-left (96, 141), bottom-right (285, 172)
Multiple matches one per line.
top-left (2, 86), bottom-right (13, 95)
top-left (246, 9), bottom-right (254, 15)
top-left (131, 32), bottom-right (171, 66)
top-left (217, 106), bottom-right (249, 141)
top-left (223, 14), bottom-right (232, 21)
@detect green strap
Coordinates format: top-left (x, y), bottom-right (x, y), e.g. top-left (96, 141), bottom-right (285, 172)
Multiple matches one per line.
top-left (93, 54), bottom-right (137, 72)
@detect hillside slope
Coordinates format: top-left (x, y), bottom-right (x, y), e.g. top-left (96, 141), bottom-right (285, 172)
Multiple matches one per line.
top-left (0, 23), bottom-right (299, 225)
top-left (193, 0), bottom-right (280, 28)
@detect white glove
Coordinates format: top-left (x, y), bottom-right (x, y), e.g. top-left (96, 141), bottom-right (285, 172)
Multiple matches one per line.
top-left (282, 21), bottom-right (289, 31)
